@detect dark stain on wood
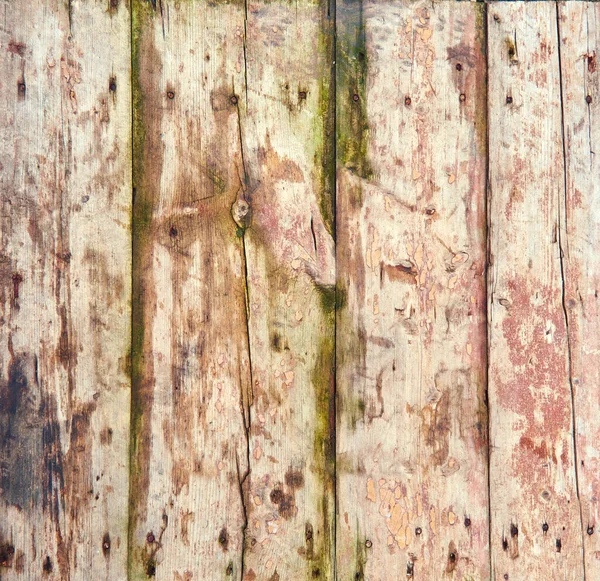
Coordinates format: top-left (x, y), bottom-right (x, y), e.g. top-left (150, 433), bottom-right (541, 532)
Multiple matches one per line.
top-left (0, 352), bottom-right (43, 509)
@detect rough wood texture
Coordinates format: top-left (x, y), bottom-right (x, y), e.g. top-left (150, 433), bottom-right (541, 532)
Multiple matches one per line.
top-left (5, 2), bottom-right (600, 580)
top-left (336, 2), bottom-right (489, 579)
top-left (239, 0), bottom-right (336, 579)
top-left (129, 2), bottom-right (251, 580)
top-left (488, 3), bottom-right (585, 579)
top-left (558, 2), bottom-right (600, 577)
top-left (0, 1), bottom-right (131, 580)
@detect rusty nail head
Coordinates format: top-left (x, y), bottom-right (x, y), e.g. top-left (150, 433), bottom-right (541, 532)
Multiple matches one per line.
top-left (18, 83), bottom-right (26, 92)
top-left (365, 539), bottom-right (372, 548)
top-left (415, 527), bottom-right (422, 535)
top-left (230, 95), bottom-right (238, 105)
top-left (167, 91), bottom-right (175, 100)
top-left (464, 517), bottom-right (471, 527)
top-left (299, 91), bottom-right (307, 100)
top-left (504, 575), bottom-right (509, 580)
top-left (405, 96), bottom-right (411, 106)
top-left (542, 523), bottom-right (549, 532)
top-left (586, 95), bottom-right (593, 104)
top-left (109, 79), bottom-right (117, 92)
top-left (588, 526), bottom-right (594, 535)
top-left (459, 93), bottom-right (466, 102)
top-left (456, 63), bottom-right (462, 71)
top-left (146, 532), bottom-right (155, 543)
top-left (506, 96), bottom-right (513, 104)
top-left (352, 94), bottom-right (359, 102)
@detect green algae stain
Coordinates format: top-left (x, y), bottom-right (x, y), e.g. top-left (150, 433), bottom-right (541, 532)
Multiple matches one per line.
top-left (337, 0), bottom-right (372, 180)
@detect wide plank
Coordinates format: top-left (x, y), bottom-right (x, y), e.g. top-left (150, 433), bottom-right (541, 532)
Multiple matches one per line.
top-left (336, 1), bottom-right (489, 579)
top-left (238, 0), bottom-right (336, 579)
top-left (487, 3), bottom-right (585, 579)
top-left (129, 2), bottom-right (251, 579)
top-left (0, 1), bottom-right (132, 579)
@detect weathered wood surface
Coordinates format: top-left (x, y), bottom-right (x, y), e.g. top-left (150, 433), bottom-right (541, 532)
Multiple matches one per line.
top-left (130, 1), bottom-right (335, 579)
top-left (0, 1), bottom-right (132, 580)
top-left (559, 2), bottom-right (600, 577)
top-left (4, 2), bottom-right (600, 580)
top-left (487, 3), bottom-right (584, 579)
top-left (336, 1), bottom-right (489, 579)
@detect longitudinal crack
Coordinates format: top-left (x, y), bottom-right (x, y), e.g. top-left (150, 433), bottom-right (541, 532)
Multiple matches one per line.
top-left (234, 25), bottom-right (252, 578)
top-left (556, 6), bottom-right (587, 579)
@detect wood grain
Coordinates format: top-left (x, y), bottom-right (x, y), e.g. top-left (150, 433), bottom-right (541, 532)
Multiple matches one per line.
top-left (129, 2), bottom-right (251, 579)
top-left (336, 2), bottom-right (489, 579)
top-left (0, 1), bottom-right (132, 579)
top-left (558, 2), bottom-right (600, 577)
top-left (487, 3), bottom-right (585, 579)
top-left (239, 0), bottom-right (336, 579)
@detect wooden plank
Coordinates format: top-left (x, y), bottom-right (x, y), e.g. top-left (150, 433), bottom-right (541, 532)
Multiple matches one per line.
top-left (235, 0), bottom-right (336, 579)
top-left (487, 3), bottom-right (585, 579)
top-left (129, 2), bottom-right (253, 580)
top-left (0, 1), bottom-right (131, 580)
top-left (336, 1), bottom-right (489, 579)
top-left (558, 2), bottom-right (600, 577)
top-left (238, 0), bottom-right (336, 579)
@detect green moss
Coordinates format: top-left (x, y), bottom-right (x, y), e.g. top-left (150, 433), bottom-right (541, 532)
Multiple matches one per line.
top-left (337, 0), bottom-right (372, 180)
top-left (353, 526), bottom-right (367, 580)
top-left (129, 3), bottom-right (155, 580)
top-left (313, 9), bottom-right (336, 239)
top-left (314, 282), bottom-right (346, 314)
top-left (310, 330), bottom-right (335, 580)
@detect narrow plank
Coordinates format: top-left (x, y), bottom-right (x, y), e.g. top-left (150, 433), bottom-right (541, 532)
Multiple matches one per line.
top-left (0, 1), bottom-right (131, 580)
top-left (487, 3), bottom-right (585, 579)
top-left (558, 2), bottom-right (600, 577)
top-left (237, 0), bottom-right (336, 578)
top-left (336, 2), bottom-right (489, 579)
top-left (129, 2), bottom-right (251, 579)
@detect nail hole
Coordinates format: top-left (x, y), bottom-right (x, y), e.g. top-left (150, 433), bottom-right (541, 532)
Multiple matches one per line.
top-left (352, 94), bottom-right (359, 102)
top-left (365, 539), bottom-right (372, 548)
top-left (405, 96), bottom-right (412, 107)
top-left (169, 226), bottom-right (178, 238)
top-left (230, 95), bottom-right (238, 105)
top-left (146, 532), bottom-right (155, 544)
top-left (506, 96), bottom-right (513, 104)
top-left (588, 526), bottom-right (594, 535)
top-left (464, 517), bottom-right (471, 527)
top-left (415, 527), bottom-right (422, 535)
top-left (109, 77), bottom-right (117, 92)
top-left (586, 95), bottom-right (593, 104)
top-left (456, 63), bottom-right (462, 71)
top-left (299, 91), bottom-right (307, 100)
top-left (459, 93), bottom-right (466, 103)
top-left (542, 522), bottom-right (549, 533)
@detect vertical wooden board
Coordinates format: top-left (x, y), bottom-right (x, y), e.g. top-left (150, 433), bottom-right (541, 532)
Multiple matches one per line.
top-left (558, 2), bottom-right (600, 576)
top-left (129, 1), bottom-right (251, 579)
top-left (237, 1), bottom-right (336, 578)
top-left (487, 3), bottom-right (584, 579)
top-left (336, 2), bottom-right (488, 579)
top-left (0, 1), bottom-right (131, 580)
